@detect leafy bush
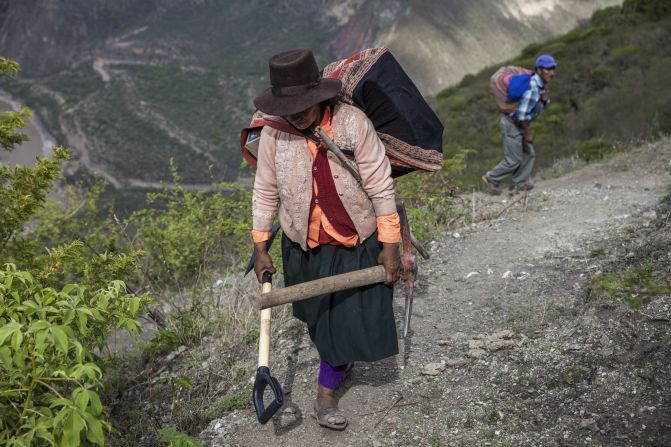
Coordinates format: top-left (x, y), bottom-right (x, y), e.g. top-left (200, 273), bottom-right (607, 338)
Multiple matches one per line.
top-left (124, 161), bottom-right (252, 292)
top-left (0, 146), bottom-right (70, 251)
top-left (159, 428), bottom-right (203, 447)
top-left (0, 264), bottom-right (150, 445)
top-left (395, 148), bottom-right (471, 239)
top-left (622, 0), bottom-right (671, 18)
top-left (0, 55), bottom-right (153, 446)
top-left (578, 138), bottom-right (616, 162)
top-left (590, 67), bottom-right (613, 89)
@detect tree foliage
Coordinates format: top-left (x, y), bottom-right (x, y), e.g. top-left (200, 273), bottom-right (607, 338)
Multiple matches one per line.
top-left (0, 265), bottom-right (150, 445)
top-left (0, 57), bottom-right (150, 445)
top-left (124, 161), bottom-right (252, 293)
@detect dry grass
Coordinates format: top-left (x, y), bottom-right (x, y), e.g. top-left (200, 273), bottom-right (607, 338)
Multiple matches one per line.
top-left (103, 270), bottom-right (294, 446)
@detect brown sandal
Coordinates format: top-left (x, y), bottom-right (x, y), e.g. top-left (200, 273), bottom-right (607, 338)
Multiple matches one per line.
top-left (313, 400), bottom-right (348, 430)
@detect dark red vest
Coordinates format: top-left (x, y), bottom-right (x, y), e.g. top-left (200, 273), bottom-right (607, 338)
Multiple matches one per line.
top-left (311, 141), bottom-right (357, 244)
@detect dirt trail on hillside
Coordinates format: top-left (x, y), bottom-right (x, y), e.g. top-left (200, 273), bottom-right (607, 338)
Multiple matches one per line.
top-left (200, 139), bottom-right (671, 447)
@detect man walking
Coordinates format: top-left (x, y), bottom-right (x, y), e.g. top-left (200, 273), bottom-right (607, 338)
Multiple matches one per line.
top-left (483, 54), bottom-right (557, 194)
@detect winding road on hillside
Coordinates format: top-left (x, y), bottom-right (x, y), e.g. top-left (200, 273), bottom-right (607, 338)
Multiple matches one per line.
top-left (200, 139), bottom-right (671, 447)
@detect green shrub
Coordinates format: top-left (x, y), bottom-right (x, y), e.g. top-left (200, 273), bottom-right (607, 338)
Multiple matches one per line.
top-left (563, 26), bottom-right (599, 43)
top-left (395, 148), bottom-right (471, 239)
top-left (0, 55), bottom-right (152, 446)
top-left (520, 43), bottom-right (543, 59)
top-left (125, 161), bottom-right (252, 291)
top-left (622, 0), bottom-right (671, 18)
top-left (591, 264), bottom-right (671, 308)
top-left (610, 44), bottom-right (641, 64)
top-left (205, 389), bottom-right (250, 419)
top-left (578, 138), bottom-right (616, 162)
top-left (590, 67), bottom-right (613, 89)
top-left (444, 94), bottom-right (468, 110)
top-left (159, 428), bottom-right (203, 447)
top-left (0, 264), bottom-right (150, 445)
top-left (0, 146), bottom-right (70, 252)
top-left (437, 86), bottom-right (457, 99)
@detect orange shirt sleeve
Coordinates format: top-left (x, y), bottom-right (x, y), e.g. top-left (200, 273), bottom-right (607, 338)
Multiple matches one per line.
top-left (251, 229), bottom-right (271, 243)
top-left (376, 213), bottom-right (400, 243)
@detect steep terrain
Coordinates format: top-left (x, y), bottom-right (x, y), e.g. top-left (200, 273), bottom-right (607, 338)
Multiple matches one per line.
top-left (373, 0), bottom-right (620, 95)
top-left (434, 3), bottom-right (671, 187)
top-left (105, 137), bottom-right (671, 446)
top-left (191, 139), bottom-right (671, 446)
top-left (0, 0), bottom-right (616, 192)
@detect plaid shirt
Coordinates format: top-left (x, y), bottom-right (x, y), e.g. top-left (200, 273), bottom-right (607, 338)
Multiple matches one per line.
top-left (512, 73), bottom-right (545, 122)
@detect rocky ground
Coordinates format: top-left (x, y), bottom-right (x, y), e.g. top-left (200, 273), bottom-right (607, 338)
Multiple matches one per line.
top-left (110, 138), bottom-right (671, 447)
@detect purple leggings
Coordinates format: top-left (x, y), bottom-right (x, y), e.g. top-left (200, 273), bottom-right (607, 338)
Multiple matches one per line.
top-left (318, 359), bottom-right (349, 390)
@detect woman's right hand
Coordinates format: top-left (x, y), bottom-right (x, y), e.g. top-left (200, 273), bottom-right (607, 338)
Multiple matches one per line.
top-left (253, 243), bottom-right (276, 283)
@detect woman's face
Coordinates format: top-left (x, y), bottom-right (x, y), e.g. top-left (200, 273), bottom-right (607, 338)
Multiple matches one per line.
top-left (283, 104), bottom-right (321, 130)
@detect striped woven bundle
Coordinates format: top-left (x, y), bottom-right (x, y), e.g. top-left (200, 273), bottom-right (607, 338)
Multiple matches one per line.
top-left (242, 48), bottom-right (444, 177)
top-left (322, 47), bottom-right (444, 177)
top-left (490, 66), bottom-right (533, 114)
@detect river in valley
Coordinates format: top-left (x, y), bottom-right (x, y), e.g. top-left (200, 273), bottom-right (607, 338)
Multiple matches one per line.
top-left (0, 95), bottom-right (54, 166)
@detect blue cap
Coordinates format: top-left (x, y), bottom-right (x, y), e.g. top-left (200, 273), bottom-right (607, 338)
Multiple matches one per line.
top-left (535, 54), bottom-right (557, 69)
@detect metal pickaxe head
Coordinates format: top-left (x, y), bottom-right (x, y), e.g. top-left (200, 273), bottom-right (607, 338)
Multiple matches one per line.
top-left (397, 201), bottom-right (417, 338)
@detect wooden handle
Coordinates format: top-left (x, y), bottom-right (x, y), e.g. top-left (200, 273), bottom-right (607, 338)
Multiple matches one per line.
top-left (316, 126), bottom-right (362, 184)
top-left (257, 281), bottom-right (272, 368)
top-left (255, 265), bottom-right (387, 310)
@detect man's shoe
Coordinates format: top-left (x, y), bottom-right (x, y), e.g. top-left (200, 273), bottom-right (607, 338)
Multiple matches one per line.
top-left (513, 182), bottom-right (534, 192)
top-left (482, 175), bottom-right (502, 195)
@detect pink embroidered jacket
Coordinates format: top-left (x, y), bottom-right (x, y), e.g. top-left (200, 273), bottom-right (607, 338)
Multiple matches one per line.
top-left (252, 104), bottom-right (397, 251)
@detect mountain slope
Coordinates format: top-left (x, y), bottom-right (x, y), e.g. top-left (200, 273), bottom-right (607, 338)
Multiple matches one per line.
top-left (0, 0), bottom-right (613, 192)
top-left (0, 0), bottom-right (616, 193)
top-left (433, 3), bottom-right (671, 186)
top-left (377, 0), bottom-right (620, 95)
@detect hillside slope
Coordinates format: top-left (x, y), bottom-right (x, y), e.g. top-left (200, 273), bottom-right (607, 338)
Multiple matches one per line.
top-left (108, 137), bottom-right (671, 447)
top-left (434, 2), bottom-right (671, 186)
top-left (198, 141), bottom-right (671, 446)
top-left (0, 0), bottom-right (615, 191)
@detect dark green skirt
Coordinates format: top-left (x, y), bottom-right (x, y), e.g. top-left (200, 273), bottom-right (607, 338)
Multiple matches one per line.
top-left (282, 232), bottom-right (398, 366)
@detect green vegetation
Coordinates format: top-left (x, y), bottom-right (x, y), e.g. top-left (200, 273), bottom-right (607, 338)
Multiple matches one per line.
top-left (205, 389), bottom-right (251, 417)
top-left (1, 56), bottom-right (259, 445)
top-left (0, 58), bottom-right (150, 446)
top-left (159, 428), bottom-right (203, 447)
top-left (0, 266), bottom-right (148, 445)
top-left (590, 247), bottom-right (607, 258)
top-left (0, 0), bottom-right (339, 192)
top-left (434, 0), bottom-right (671, 186)
top-left (591, 263), bottom-right (671, 308)
top-left (395, 148), bottom-right (473, 238)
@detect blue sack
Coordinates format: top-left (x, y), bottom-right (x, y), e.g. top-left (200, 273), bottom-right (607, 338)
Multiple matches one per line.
top-left (507, 74), bottom-right (531, 101)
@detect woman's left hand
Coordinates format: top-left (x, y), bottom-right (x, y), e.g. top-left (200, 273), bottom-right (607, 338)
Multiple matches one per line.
top-left (378, 242), bottom-right (401, 285)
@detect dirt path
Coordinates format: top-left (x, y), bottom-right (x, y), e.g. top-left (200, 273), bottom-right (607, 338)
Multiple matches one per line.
top-left (199, 139), bottom-right (671, 447)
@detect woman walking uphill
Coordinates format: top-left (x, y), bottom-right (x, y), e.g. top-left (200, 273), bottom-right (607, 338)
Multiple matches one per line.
top-left (251, 48), bottom-right (401, 430)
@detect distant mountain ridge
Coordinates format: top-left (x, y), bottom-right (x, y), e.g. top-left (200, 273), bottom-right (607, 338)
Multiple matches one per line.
top-left (0, 0), bottom-right (619, 191)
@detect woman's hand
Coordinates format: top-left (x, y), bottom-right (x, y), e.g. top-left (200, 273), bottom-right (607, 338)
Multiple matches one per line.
top-left (253, 242), bottom-right (276, 283)
top-left (378, 242), bottom-right (401, 285)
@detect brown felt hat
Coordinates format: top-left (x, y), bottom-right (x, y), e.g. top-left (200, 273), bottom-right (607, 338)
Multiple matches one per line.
top-left (253, 48), bottom-right (342, 116)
